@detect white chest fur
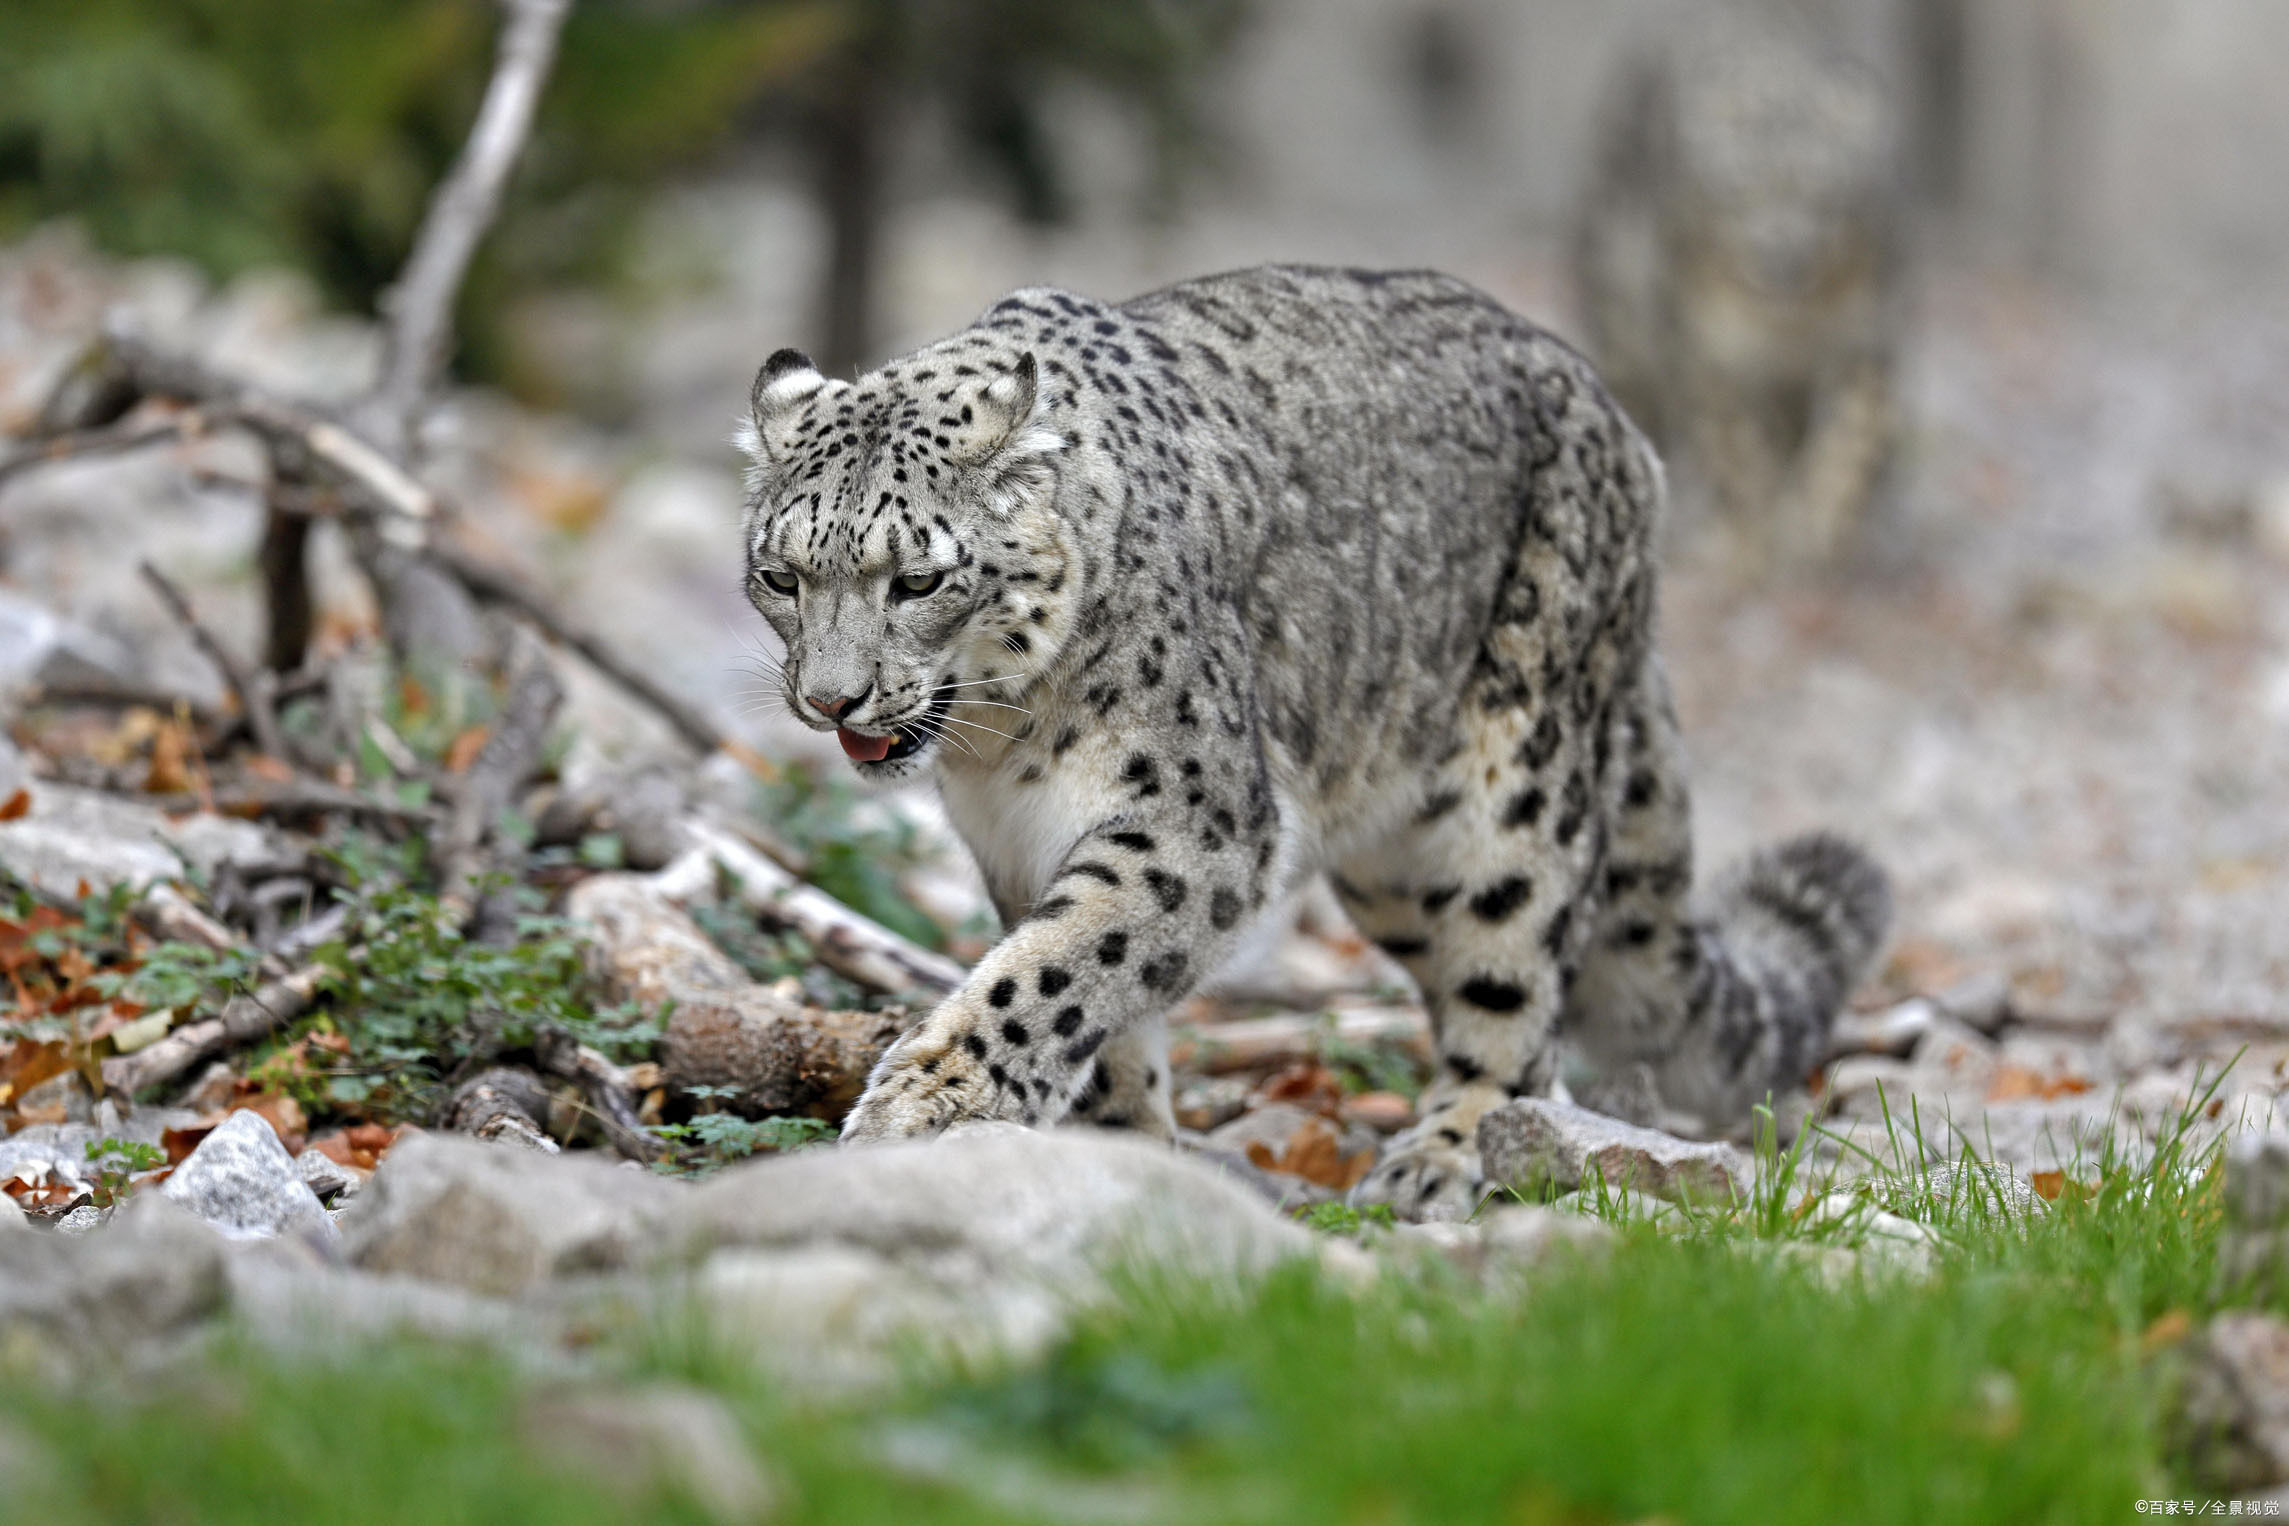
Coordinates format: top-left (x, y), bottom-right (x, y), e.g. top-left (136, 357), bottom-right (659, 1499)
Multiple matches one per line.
top-left (934, 743), bottom-right (1123, 919)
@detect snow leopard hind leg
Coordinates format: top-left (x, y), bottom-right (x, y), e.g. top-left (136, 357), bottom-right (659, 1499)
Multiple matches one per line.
top-left (1347, 482), bottom-right (1890, 1220)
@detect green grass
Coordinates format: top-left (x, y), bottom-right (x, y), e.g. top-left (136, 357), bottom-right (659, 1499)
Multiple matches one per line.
top-left (0, 1084), bottom-right (2248, 1524)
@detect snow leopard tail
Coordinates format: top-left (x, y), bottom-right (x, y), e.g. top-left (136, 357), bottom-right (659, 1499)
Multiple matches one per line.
top-left (1662, 832), bottom-right (1893, 1119)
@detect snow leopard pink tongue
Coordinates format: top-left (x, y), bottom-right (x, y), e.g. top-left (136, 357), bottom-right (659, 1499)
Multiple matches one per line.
top-left (837, 728), bottom-right (893, 763)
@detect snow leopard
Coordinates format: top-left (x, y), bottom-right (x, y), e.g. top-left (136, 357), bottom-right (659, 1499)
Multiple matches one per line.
top-left (736, 264), bottom-right (1890, 1219)
top-left (1574, 3), bottom-right (1902, 570)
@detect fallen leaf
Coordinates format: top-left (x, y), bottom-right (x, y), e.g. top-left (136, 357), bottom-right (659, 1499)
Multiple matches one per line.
top-left (310, 1122), bottom-right (402, 1171)
top-left (229, 1092), bottom-right (307, 1153)
top-left (444, 725), bottom-right (490, 775)
top-left (0, 788), bottom-right (28, 821)
top-left (144, 719), bottom-right (193, 794)
top-left (1986, 1065), bottom-right (2094, 1102)
top-left (1255, 1062), bottom-right (1345, 1118)
top-left (161, 1124), bottom-right (217, 1165)
top-left (1246, 1117), bottom-right (1375, 1191)
top-left (243, 753), bottom-right (297, 784)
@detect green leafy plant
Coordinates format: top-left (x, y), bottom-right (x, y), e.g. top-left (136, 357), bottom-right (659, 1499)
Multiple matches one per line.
top-left (752, 762), bottom-right (947, 951)
top-left (1292, 1200), bottom-right (1395, 1236)
top-left (84, 1136), bottom-right (167, 1208)
top-left (651, 1098), bottom-right (833, 1175)
top-left (310, 880), bottom-right (659, 1122)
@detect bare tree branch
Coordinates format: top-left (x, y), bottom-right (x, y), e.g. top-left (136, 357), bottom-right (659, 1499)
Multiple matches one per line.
top-left (422, 536), bottom-right (771, 773)
top-left (138, 562), bottom-right (289, 763)
top-left (366, 0), bottom-right (574, 444)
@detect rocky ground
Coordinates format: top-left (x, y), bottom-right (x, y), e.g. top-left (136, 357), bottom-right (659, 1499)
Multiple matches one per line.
top-left (4, 224), bottom-right (2289, 1513)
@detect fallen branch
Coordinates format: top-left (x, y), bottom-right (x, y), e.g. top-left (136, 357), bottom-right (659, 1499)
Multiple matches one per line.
top-left (100, 963), bottom-right (330, 1096)
top-left (654, 819), bottom-right (965, 997)
top-left (138, 562), bottom-right (287, 762)
top-left (433, 627), bottom-right (563, 915)
top-left (0, 414), bottom-right (188, 491)
top-left (144, 781), bottom-right (438, 826)
top-left (423, 538), bottom-right (766, 771)
top-left (565, 871), bottom-right (905, 1114)
top-left (441, 1066), bottom-right (561, 1153)
top-left (534, 1028), bottom-right (663, 1163)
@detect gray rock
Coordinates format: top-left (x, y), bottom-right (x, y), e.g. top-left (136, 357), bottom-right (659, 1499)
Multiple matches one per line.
top-left (161, 1110), bottom-right (332, 1242)
top-left (2178, 1311), bottom-right (2289, 1492)
top-left (1478, 1098), bottom-right (1750, 1206)
top-left (1389, 1205), bottom-right (1615, 1274)
top-left (0, 1194), bottom-right (228, 1372)
top-left (0, 1196), bottom-right (25, 1233)
top-left (521, 1386), bottom-right (776, 1524)
top-left (659, 1122), bottom-right (1313, 1382)
top-left (0, 783), bottom-right (279, 899)
top-left (1827, 998), bottom-right (1937, 1060)
top-left (1907, 1015), bottom-right (2002, 1098)
top-left (1904, 1160), bottom-right (2048, 1219)
top-left (295, 1150), bottom-right (357, 1202)
top-left (221, 1242), bottom-right (546, 1356)
top-left (339, 1132), bottom-right (682, 1296)
top-left (0, 590), bottom-right (142, 697)
top-left (0, 1122), bottom-right (99, 1192)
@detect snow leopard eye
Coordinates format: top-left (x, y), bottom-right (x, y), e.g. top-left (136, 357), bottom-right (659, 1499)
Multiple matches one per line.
top-left (893, 570), bottom-right (943, 599)
top-left (758, 569), bottom-right (798, 596)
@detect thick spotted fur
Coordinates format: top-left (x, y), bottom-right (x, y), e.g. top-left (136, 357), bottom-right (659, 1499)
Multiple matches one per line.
top-left (736, 264), bottom-right (1890, 1219)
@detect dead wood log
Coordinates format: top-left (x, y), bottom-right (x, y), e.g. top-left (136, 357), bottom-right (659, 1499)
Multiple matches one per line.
top-left (652, 821), bottom-right (964, 998)
top-left (100, 964), bottom-right (330, 1096)
top-left (565, 871), bottom-right (904, 1115)
top-left (533, 1028), bottom-right (663, 1163)
top-left (442, 1066), bottom-right (561, 1153)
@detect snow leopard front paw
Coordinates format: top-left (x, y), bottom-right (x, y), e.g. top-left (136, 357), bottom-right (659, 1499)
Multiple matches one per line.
top-left (1350, 1138), bottom-right (1488, 1223)
top-left (839, 1025), bottom-right (1019, 1143)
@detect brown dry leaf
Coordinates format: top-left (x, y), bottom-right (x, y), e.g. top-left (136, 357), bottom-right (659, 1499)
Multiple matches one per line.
top-left (1247, 1117), bottom-right (1376, 1191)
top-left (311, 1122), bottom-right (401, 1171)
top-left (0, 788), bottom-right (29, 822)
top-left (0, 1036), bottom-right (77, 1109)
top-left (1256, 1062), bottom-right (1346, 1118)
top-left (229, 1093), bottom-right (307, 1153)
top-left (161, 1123), bottom-right (217, 1165)
top-left (243, 753), bottom-right (297, 784)
top-left (1986, 1065), bottom-right (2094, 1102)
top-left (443, 724), bottom-right (490, 775)
top-left (144, 719), bottom-right (193, 794)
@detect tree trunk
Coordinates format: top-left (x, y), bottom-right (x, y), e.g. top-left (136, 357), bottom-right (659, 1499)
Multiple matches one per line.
top-left (812, 55), bottom-right (888, 380)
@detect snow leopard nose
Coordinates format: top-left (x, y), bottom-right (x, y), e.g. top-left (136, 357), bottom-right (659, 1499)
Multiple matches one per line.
top-left (806, 683), bottom-right (871, 719)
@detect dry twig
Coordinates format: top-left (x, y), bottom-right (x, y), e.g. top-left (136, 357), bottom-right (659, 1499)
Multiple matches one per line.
top-left (137, 561), bottom-right (288, 762)
top-left (100, 964), bottom-right (330, 1096)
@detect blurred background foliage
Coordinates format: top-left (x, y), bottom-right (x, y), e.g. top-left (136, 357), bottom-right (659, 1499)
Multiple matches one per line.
top-left (0, 0), bottom-right (1246, 388)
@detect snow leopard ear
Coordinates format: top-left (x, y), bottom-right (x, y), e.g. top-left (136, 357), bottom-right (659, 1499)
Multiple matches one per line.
top-left (736, 348), bottom-right (826, 472)
top-left (958, 353), bottom-right (1061, 513)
